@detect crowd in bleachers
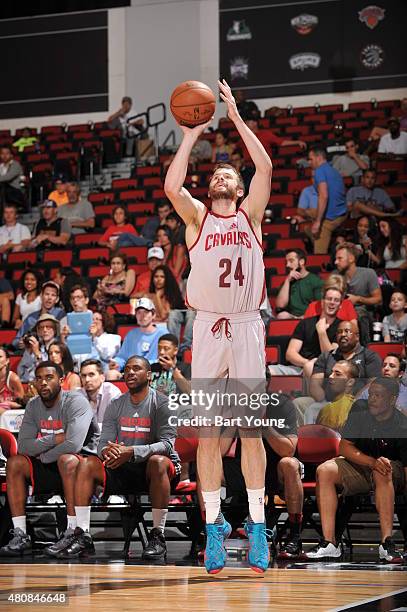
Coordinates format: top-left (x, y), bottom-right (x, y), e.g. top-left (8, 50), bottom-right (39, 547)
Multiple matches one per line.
top-left (0, 93), bottom-right (406, 564)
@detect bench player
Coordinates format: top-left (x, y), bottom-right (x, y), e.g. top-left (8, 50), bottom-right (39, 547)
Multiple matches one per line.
top-left (165, 80), bottom-right (273, 573)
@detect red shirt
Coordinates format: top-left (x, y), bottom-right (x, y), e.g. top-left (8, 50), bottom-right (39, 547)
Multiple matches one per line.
top-left (242, 130), bottom-right (284, 161)
top-left (132, 270), bottom-right (151, 295)
top-left (304, 299), bottom-right (357, 321)
top-left (101, 223), bottom-right (138, 242)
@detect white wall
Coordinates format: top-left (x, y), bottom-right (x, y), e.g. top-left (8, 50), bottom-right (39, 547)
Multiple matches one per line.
top-left (1, 0), bottom-right (406, 137)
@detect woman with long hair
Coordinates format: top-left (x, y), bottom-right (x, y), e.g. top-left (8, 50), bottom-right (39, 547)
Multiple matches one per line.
top-left (0, 347), bottom-right (25, 414)
top-left (373, 219), bottom-right (407, 269)
top-left (48, 341), bottom-right (81, 390)
top-left (146, 265), bottom-right (184, 322)
top-left (93, 252), bottom-right (136, 308)
top-left (12, 269), bottom-right (43, 329)
top-left (351, 215), bottom-right (378, 268)
top-left (99, 205), bottom-right (138, 250)
top-left (155, 226), bottom-right (187, 282)
top-left (211, 130), bottom-right (235, 163)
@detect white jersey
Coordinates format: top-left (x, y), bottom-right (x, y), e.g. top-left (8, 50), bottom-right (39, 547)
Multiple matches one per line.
top-left (186, 208), bottom-right (265, 314)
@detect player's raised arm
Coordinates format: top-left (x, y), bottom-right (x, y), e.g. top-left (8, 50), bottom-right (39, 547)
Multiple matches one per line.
top-left (218, 79), bottom-right (272, 225)
top-left (164, 121), bottom-right (211, 225)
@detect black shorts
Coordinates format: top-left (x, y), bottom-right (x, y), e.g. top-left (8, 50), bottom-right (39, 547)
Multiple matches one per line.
top-left (222, 456), bottom-right (282, 498)
top-left (100, 458), bottom-right (180, 497)
top-left (22, 456), bottom-right (64, 496)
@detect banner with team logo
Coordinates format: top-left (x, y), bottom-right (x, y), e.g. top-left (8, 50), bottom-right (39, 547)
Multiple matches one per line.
top-left (220, 0), bottom-right (407, 98)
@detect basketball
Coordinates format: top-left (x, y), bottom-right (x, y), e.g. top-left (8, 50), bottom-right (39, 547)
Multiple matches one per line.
top-left (170, 80), bottom-right (216, 127)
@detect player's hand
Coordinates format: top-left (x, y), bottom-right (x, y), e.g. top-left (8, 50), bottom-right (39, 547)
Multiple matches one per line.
top-left (373, 456), bottom-right (392, 476)
top-left (311, 220), bottom-right (321, 237)
top-left (218, 79), bottom-right (239, 122)
top-left (180, 118), bottom-right (213, 138)
top-left (104, 444), bottom-right (133, 469)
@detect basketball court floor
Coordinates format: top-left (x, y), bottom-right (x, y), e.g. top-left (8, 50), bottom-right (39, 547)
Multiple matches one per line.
top-left (1, 543), bottom-right (406, 611)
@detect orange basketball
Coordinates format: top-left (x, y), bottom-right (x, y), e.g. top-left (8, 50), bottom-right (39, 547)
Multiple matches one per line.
top-left (170, 80), bottom-right (216, 127)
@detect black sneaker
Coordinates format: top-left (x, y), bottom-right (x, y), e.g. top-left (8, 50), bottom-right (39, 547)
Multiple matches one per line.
top-left (379, 537), bottom-right (403, 564)
top-left (0, 528), bottom-right (32, 557)
top-left (141, 528), bottom-right (167, 560)
top-left (304, 539), bottom-right (342, 560)
top-left (278, 534), bottom-right (303, 559)
top-left (44, 528), bottom-right (76, 558)
top-left (56, 527), bottom-right (95, 559)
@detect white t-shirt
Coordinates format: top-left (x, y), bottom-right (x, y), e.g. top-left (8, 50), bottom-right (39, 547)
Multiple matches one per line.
top-left (378, 132), bottom-right (407, 155)
top-left (16, 293), bottom-right (42, 321)
top-left (0, 223), bottom-right (31, 246)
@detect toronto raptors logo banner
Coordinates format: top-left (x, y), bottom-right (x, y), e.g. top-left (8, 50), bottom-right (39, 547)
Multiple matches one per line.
top-left (220, 0), bottom-right (407, 99)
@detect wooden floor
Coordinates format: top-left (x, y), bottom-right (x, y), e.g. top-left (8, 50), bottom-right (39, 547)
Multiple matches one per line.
top-left (0, 564), bottom-right (406, 611)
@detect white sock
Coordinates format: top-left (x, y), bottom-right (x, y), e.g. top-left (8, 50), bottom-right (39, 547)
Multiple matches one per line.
top-left (74, 506), bottom-right (91, 532)
top-left (67, 515), bottom-right (77, 530)
top-left (152, 509), bottom-right (168, 533)
top-left (12, 516), bottom-right (26, 534)
top-left (247, 488), bottom-right (265, 523)
top-left (202, 489), bottom-right (221, 524)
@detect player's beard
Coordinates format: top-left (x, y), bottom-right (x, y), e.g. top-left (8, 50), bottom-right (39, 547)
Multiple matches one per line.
top-left (209, 185), bottom-right (236, 201)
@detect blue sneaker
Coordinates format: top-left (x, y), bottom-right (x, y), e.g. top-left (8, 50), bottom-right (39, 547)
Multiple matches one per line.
top-left (204, 519), bottom-right (232, 574)
top-left (244, 522), bottom-right (270, 573)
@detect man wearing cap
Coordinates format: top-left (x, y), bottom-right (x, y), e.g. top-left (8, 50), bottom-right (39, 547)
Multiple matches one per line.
top-left (13, 281), bottom-right (65, 350)
top-left (108, 298), bottom-right (168, 378)
top-left (132, 247), bottom-right (165, 297)
top-left (378, 117), bottom-right (407, 157)
top-left (30, 199), bottom-right (71, 249)
top-left (17, 314), bottom-right (59, 382)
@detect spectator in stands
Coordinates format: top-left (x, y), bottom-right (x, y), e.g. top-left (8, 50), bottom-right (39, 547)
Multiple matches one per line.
top-left (324, 120), bottom-right (347, 162)
top-left (275, 249), bottom-right (323, 319)
top-left (146, 265), bottom-right (185, 323)
top-left (13, 281), bottom-right (64, 350)
top-left (0, 146), bottom-right (24, 210)
top-left (0, 278), bottom-right (14, 328)
top-left (189, 135), bottom-right (212, 168)
top-left (382, 291), bottom-right (407, 342)
top-left (378, 117), bottom-right (407, 157)
top-left (245, 118), bottom-right (307, 153)
top-left (307, 148), bottom-right (347, 255)
top-left (89, 311), bottom-right (121, 372)
top-left (17, 314), bottom-right (59, 383)
top-left (60, 285), bottom-right (92, 332)
top-left (234, 90), bottom-right (260, 121)
top-left (48, 175), bottom-right (68, 207)
top-left (269, 286), bottom-right (343, 377)
top-left (0, 203), bottom-right (31, 255)
top-left (57, 182), bottom-right (95, 235)
top-left (335, 242), bottom-right (382, 344)
top-left (347, 169), bottom-right (397, 219)
top-left (30, 199), bottom-right (71, 249)
top-left (356, 353), bottom-right (407, 413)
top-left (12, 128), bottom-right (38, 153)
top-left (12, 269), bottom-right (43, 330)
top-left (0, 347), bottom-right (24, 415)
top-left (371, 219), bottom-right (407, 270)
top-left (351, 216), bottom-right (378, 268)
top-left (165, 211), bottom-right (186, 247)
top-left (108, 298), bottom-right (168, 378)
top-left (99, 205), bottom-right (138, 249)
top-left (107, 96), bottom-right (144, 156)
top-left (229, 149), bottom-right (255, 194)
top-left (332, 139), bottom-right (369, 181)
top-left (314, 360), bottom-right (359, 432)
top-left (155, 225), bottom-right (187, 282)
top-left (211, 130), bottom-right (235, 163)
top-left (48, 341), bottom-right (81, 391)
top-left (132, 246), bottom-right (164, 297)
top-left (151, 333), bottom-right (191, 396)
top-left (59, 355), bottom-right (181, 560)
top-left (294, 170), bottom-right (318, 222)
top-left (304, 274), bottom-right (357, 326)
top-left (52, 267), bottom-right (83, 313)
top-left (79, 358), bottom-right (121, 424)
top-left (141, 201), bottom-right (173, 244)
top-left (93, 253), bottom-right (136, 309)
top-left (0, 361), bottom-right (95, 558)
top-left (306, 378), bottom-right (406, 563)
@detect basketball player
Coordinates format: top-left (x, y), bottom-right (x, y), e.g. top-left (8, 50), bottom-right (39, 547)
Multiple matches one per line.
top-left (164, 80), bottom-right (272, 573)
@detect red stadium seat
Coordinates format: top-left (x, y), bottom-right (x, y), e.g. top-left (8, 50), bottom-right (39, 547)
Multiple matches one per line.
top-left (276, 238), bottom-right (305, 251)
top-left (112, 382), bottom-right (128, 393)
top-left (119, 189), bottom-right (146, 201)
top-left (0, 330), bottom-right (17, 345)
top-left (136, 165), bottom-right (161, 176)
top-left (0, 429), bottom-right (18, 490)
top-left (261, 223), bottom-right (290, 238)
top-left (9, 355), bottom-right (21, 372)
top-left (8, 252), bottom-right (37, 265)
top-left (297, 424), bottom-right (340, 465)
top-left (265, 346), bottom-right (280, 364)
top-left (367, 342), bottom-right (403, 360)
top-left (287, 180), bottom-right (309, 195)
top-left (73, 234), bottom-right (103, 246)
top-left (183, 349), bottom-right (192, 363)
top-left (117, 325), bottom-right (138, 341)
top-left (267, 375), bottom-right (303, 395)
top-left (78, 247), bottom-right (109, 261)
top-left (270, 275), bottom-right (286, 289)
top-left (107, 304), bottom-right (132, 315)
top-left (88, 192), bottom-right (114, 203)
top-left (112, 178), bottom-right (138, 190)
top-left (43, 250), bottom-right (72, 266)
top-left (268, 319), bottom-right (300, 336)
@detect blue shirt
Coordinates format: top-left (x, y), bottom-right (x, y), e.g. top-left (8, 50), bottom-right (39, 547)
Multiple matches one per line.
top-left (298, 185), bottom-right (318, 210)
top-left (314, 162), bottom-right (346, 220)
top-left (114, 324), bottom-right (168, 371)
